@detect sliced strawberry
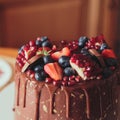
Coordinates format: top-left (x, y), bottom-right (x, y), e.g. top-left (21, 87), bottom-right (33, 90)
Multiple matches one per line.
top-left (51, 47), bottom-right (70, 60)
top-left (102, 49), bottom-right (117, 59)
top-left (44, 62), bottom-right (63, 81)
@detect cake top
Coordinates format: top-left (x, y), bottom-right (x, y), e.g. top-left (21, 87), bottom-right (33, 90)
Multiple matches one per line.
top-left (16, 35), bottom-right (118, 86)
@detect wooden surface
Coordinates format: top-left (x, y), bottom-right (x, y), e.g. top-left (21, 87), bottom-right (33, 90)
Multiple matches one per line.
top-left (0, 47), bottom-right (18, 58)
top-left (0, 47), bottom-right (18, 91)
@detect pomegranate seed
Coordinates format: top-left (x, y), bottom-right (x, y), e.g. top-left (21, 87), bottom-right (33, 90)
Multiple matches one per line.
top-left (18, 62), bottom-right (24, 67)
top-left (62, 81), bottom-right (68, 86)
top-left (20, 51), bottom-right (25, 56)
top-left (63, 76), bottom-right (69, 81)
top-left (96, 75), bottom-right (102, 80)
top-left (22, 59), bottom-right (27, 64)
top-left (68, 80), bottom-right (76, 86)
top-left (61, 40), bottom-right (66, 44)
top-left (45, 78), bottom-right (53, 83)
top-left (75, 76), bottom-right (82, 82)
top-left (17, 54), bottom-right (23, 59)
top-left (52, 45), bottom-right (57, 51)
top-left (30, 73), bottom-right (35, 78)
top-left (75, 60), bottom-right (80, 65)
top-left (36, 37), bottom-right (41, 41)
top-left (69, 75), bottom-right (75, 81)
top-left (26, 70), bottom-right (34, 76)
top-left (84, 71), bottom-right (91, 77)
top-left (53, 80), bottom-right (61, 86)
top-left (24, 44), bottom-right (30, 51)
top-left (29, 40), bottom-right (35, 46)
top-left (85, 67), bottom-right (91, 71)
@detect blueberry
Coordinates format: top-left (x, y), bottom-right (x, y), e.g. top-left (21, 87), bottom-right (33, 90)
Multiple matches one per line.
top-left (78, 36), bottom-right (88, 48)
top-left (58, 56), bottom-right (70, 68)
top-left (64, 67), bottom-right (76, 76)
top-left (36, 40), bottom-right (42, 47)
top-left (43, 55), bottom-right (54, 64)
top-left (80, 48), bottom-right (93, 59)
top-left (29, 58), bottom-right (44, 70)
top-left (81, 48), bottom-right (90, 55)
top-left (34, 65), bottom-right (43, 72)
top-left (35, 71), bottom-right (48, 81)
top-left (100, 43), bottom-right (109, 51)
top-left (102, 68), bottom-right (113, 78)
top-left (104, 58), bottom-right (118, 67)
top-left (40, 36), bottom-right (48, 42)
top-left (42, 40), bottom-right (52, 48)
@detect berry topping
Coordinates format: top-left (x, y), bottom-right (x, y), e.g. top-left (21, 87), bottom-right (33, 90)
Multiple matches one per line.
top-left (40, 36), bottom-right (48, 42)
top-left (70, 54), bottom-right (102, 80)
top-left (44, 62), bottom-right (63, 81)
top-left (100, 43), bottom-right (109, 51)
top-left (34, 64), bottom-right (43, 72)
top-left (58, 56), bottom-right (70, 68)
top-left (36, 39), bottom-right (42, 47)
top-left (51, 47), bottom-right (71, 60)
top-left (43, 55), bottom-right (54, 64)
top-left (85, 35), bottom-right (105, 50)
top-left (101, 49), bottom-right (117, 59)
top-left (78, 36), bottom-right (88, 48)
top-left (63, 67), bottom-right (76, 76)
top-left (35, 71), bottom-right (48, 81)
top-left (81, 48), bottom-right (90, 56)
top-left (42, 40), bottom-right (52, 48)
top-left (16, 35), bottom-right (118, 86)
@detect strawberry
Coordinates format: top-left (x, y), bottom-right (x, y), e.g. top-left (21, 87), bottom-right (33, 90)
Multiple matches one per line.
top-left (51, 47), bottom-right (70, 60)
top-left (44, 62), bottom-right (63, 81)
top-left (102, 49), bottom-right (117, 59)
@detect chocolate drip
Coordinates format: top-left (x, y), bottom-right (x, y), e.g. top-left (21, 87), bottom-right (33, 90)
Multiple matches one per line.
top-left (36, 83), bottom-right (45, 120)
top-left (34, 91), bottom-right (40, 120)
top-left (63, 88), bottom-right (70, 118)
top-left (46, 85), bottom-right (59, 114)
top-left (23, 80), bottom-right (28, 107)
top-left (83, 89), bottom-right (90, 119)
top-left (16, 78), bottom-right (20, 106)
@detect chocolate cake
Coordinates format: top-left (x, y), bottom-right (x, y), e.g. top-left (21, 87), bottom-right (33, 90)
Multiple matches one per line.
top-left (14, 35), bottom-right (120, 120)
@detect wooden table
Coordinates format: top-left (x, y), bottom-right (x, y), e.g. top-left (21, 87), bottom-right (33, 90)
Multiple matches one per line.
top-left (0, 47), bottom-right (18, 91)
top-left (0, 47), bottom-right (18, 58)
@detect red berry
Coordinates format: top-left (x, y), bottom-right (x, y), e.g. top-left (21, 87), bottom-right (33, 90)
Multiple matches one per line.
top-left (69, 75), bottom-right (75, 81)
top-left (29, 40), bottom-right (36, 46)
top-left (75, 76), bottom-right (82, 82)
top-left (63, 76), bottom-right (69, 82)
top-left (53, 80), bottom-right (61, 86)
top-left (62, 81), bottom-right (68, 86)
top-left (102, 49), bottom-right (117, 59)
top-left (68, 80), bottom-right (76, 86)
top-left (45, 77), bottom-right (53, 83)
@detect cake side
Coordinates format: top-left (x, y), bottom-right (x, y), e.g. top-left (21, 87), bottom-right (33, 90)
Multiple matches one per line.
top-left (14, 64), bottom-right (119, 120)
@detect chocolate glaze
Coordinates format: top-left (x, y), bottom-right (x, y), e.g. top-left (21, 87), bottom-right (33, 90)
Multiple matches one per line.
top-left (14, 64), bottom-right (120, 120)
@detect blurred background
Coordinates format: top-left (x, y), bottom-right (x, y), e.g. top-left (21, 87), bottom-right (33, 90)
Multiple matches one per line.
top-left (0, 0), bottom-right (120, 55)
